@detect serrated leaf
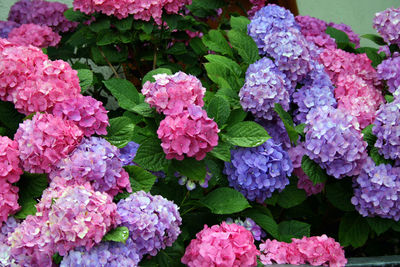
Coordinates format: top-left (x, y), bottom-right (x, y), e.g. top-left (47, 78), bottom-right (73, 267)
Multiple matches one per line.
top-left (14, 198), bottom-right (37, 219)
top-left (64, 8), bottom-right (89, 22)
top-left (370, 147), bottom-right (394, 166)
top-left (274, 103), bottom-right (298, 145)
top-left (77, 69), bottom-right (93, 92)
top-left (366, 217), bottom-right (394, 236)
top-left (326, 26), bottom-right (350, 44)
top-left (187, 0), bottom-right (225, 18)
top-left (67, 27), bottom-right (96, 47)
top-left (202, 30), bottom-right (233, 57)
top-left (114, 16), bottom-right (133, 31)
top-left (225, 108), bottom-right (247, 125)
top-left (200, 187), bottom-right (251, 214)
top-left (172, 158), bottom-right (206, 182)
top-left (103, 78), bottom-right (139, 110)
top-left (361, 34), bottom-right (386, 46)
top-left (230, 16), bottom-right (250, 32)
top-left (205, 62), bottom-right (241, 90)
top-left (301, 155), bottom-right (329, 184)
top-left (91, 45), bottom-right (128, 65)
top-left (207, 96), bottom-right (230, 127)
top-left (209, 141), bottom-right (231, 162)
top-left (362, 124), bottom-right (377, 148)
top-left (278, 220), bottom-right (311, 242)
top-left (167, 42), bottom-right (187, 55)
top-left (105, 117), bottom-right (135, 148)
top-left (189, 37), bottom-right (208, 55)
top-left (142, 68), bottom-right (173, 85)
top-left (134, 138), bottom-right (169, 171)
top-left (356, 47), bottom-right (383, 67)
top-left (339, 213), bottom-right (370, 248)
top-left (224, 121), bottom-right (270, 147)
top-left (102, 226), bottom-right (129, 243)
top-left (0, 101), bottom-right (24, 131)
top-left (205, 54), bottom-right (242, 77)
top-left (385, 95), bottom-right (394, 103)
top-left (124, 165), bottom-right (157, 192)
top-left (243, 209), bottom-right (279, 239)
top-left (295, 123), bottom-right (306, 136)
top-left (96, 29), bottom-right (119, 46)
top-left (277, 184), bottom-right (306, 209)
top-left (228, 29), bottom-right (260, 64)
top-left (325, 182), bottom-right (355, 212)
top-left (89, 18), bottom-right (111, 33)
top-left (130, 102), bottom-right (155, 118)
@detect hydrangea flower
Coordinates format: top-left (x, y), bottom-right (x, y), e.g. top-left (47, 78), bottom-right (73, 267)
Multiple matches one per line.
top-left (248, 4), bottom-right (299, 53)
top-left (73, 0), bottom-right (191, 24)
top-left (176, 169), bottom-right (212, 191)
top-left (260, 235), bottom-right (347, 267)
top-left (256, 118), bottom-right (291, 150)
top-left (377, 53), bottom-right (400, 93)
top-left (239, 57), bottom-right (292, 120)
top-left (224, 139), bottom-right (293, 203)
top-left (117, 191), bottom-right (182, 258)
top-left (14, 113), bottom-right (84, 173)
top-left (157, 105), bottom-right (219, 161)
top-left (0, 136), bottom-right (22, 184)
top-left (352, 158), bottom-right (400, 220)
top-left (142, 71), bottom-right (205, 115)
top-left (0, 181), bottom-right (20, 224)
top-left (304, 106), bottom-right (368, 179)
top-left (50, 137), bottom-right (131, 197)
top-left (0, 21), bottom-right (20, 38)
top-left (119, 141), bottom-right (140, 166)
top-left (8, 23), bottom-right (61, 48)
top-left (225, 218), bottom-right (266, 241)
top-left (373, 7), bottom-right (400, 46)
top-left (60, 240), bottom-right (141, 267)
top-left (373, 97), bottom-right (400, 160)
top-left (8, 0), bottom-right (77, 33)
top-left (295, 15), bottom-right (336, 49)
top-left (181, 222), bottom-right (259, 267)
top-left (52, 95), bottom-right (109, 137)
top-left (0, 217), bottom-right (19, 244)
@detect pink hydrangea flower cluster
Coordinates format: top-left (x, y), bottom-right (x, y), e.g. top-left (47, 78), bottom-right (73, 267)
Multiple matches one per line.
top-left (8, 183), bottom-right (119, 266)
top-left (73, 0), bottom-right (191, 24)
top-left (8, 23), bottom-right (61, 48)
top-left (14, 113), bottom-right (84, 173)
top-left (142, 72), bottom-right (205, 116)
top-left (181, 222), bottom-right (259, 267)
top-left (52, 95), bottom-right (109, 137)
top-left (260, 235), bottom-right (347, 267)
top-left (295, 15), bottom-right (336, 49)
top-left (248, 0), bottom-right (266, 18)
top-left (157, 105), bottom-right (219, 160)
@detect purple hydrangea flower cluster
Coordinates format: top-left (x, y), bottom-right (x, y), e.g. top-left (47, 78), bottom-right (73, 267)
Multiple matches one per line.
top-left (373, 95), bottom-right (400, 161)
top-left (351, 158), bottom-right (400, 220)
top-left (225, 217), bottom-right (266, 241)
top-left (223, 139), bottom-right (293, 203)
top-left (293, 63), bottom-right (337, 124)
top-left (8, 0), bottom-right (77, 33)
top-left (50, 137), bottom-right (131, 197)
top-left (60, 239), bottom-right (141, 267)
top-left (239, 57), bottom-right (292, 120)
top-left (295, 15), bottom-right (336, 49)
top-left (304, 106), bottom-right (368, 179)
top-left (373, 7), bottom-right (400, 46)
top-left (376, 53), bottom-right (400, 93)
top-left (0, 21), bottom-right (20, 38)
top-left (0, 217), bottom-right (19, 243)
top-left (119, 141), bottom-right (140, 166)
top-left (256, 118), bottom-right (291, 150)
top-left (117, 191), bottom-right (182, 258)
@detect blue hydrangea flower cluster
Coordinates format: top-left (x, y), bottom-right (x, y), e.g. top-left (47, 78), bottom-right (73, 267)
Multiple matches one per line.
top-left (304, 106), bottom-right (368, 179)
top-left (119, 141), bottom-right (140, 166)
top-left (293, 63), bottom-right (337, 124)
top-left (256, 118), bottom-right (291, 150)
top-left (224, 139), bottom-right (293, 203)
top-left (176, 170), bottom-right (212, 191)
top-left (117, 191), bottom-right (182, 258)
top-left (225, 217), bottom-right (266, 241)
top-left (376, 54), bottom-right (400, 93)
top-left (239, 57), bottom-right (292, 120)
top-left (8, 0), bottom-right (77, 33)
top-left (351, 158), bottom-right (400, 221)
top-left (0, 21), bottom-right (20, 38)
top-left (60, 239), bottom-right (141, 267)
top-left (373, 95), bottom-right (400, 161)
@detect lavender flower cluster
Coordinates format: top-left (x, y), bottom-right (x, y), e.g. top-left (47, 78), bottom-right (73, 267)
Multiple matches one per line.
top-left (226, 217), bottom-right (266, 241)
top-left (119, 141), bottom-right (140, 166)
top-left (0, 21), bottom-right (19, 38)
top-left (377, 53), bottom-right (400, 93)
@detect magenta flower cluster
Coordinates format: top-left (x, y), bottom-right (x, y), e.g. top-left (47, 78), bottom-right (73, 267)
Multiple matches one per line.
top-left (295, 15), bottom-right (336, 49)
top-left (181, 222), bottom-right (259, 267)
top-left (259, 235), bottom-right (347, 267)
top-left (8, 23), bottom-right (61, 48)
top-left (373, 7), bottom-right (400, 46)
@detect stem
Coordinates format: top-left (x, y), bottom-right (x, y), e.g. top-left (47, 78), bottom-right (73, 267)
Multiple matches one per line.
top-left (98, 46), bottom-right (120, 78)
top-left (181, 206), bottom-right (197, 217)
top-left (153, 49), bottom-right (157, 70)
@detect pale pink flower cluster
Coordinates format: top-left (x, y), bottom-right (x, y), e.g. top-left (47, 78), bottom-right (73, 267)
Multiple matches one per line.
top-left (260, 235), bottom-right (347, 267)
top-left (181, 222), bottom-right (259, 267)
top-left (14, 113), bottom-right (84, 173)
top-left (319, 48), bottom-right (383, 128)
top-left (52, 95), bottom-right (109, 137)
top-left (73, 0), bottom-right (191, 24)
top-left (142, 72), bottom-right (205, 116)
top-left (157, 105), bottom-right (219, 160)
top-left (8, 183), bottom-right (119, 266)
top-left (8, 23), bottom-right (61, 48)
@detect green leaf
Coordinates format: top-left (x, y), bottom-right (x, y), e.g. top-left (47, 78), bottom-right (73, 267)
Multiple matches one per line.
top-left (226, 108), bottom-right (247, 125)
top-left (77, 69), bottom-right (93, 92)
top-left (370, 147), bottom-right (394, 166)
top-left (67, 27), bottom-right (96, 47)
top-left (202, 30), bottom-right (233, 57)
top-left (134, 138), bottom-right (169, 171)
top-left (189, 37), bottom-right (208, 55)
top-left (274, 103), bottom-right (298, 145)
top-left (105, 117), bottom-right (135, 148)
top-left (0, 101), bottom-right (24, 131)
top-left (187, 0), bottom-right (225, 17)
top-left (114, 16), bottom-right (133, 31)
top-left (124, 165), bottom-right (157, 192)
top-left (130, 102), bottom-right (155, 118)
top-left (295, 123), bottom-right (306, 136)
top-left (91, 45), bottom-right (129, 65)
top-left (301, 155), bottom-right (329, 184)
top-left (326, 26), bottom-right (350, 44)
top-left (277, 184), bottom-right (307, 209)
top-left (339, 213), bottom-right (370, 248)
top-left (200, 187), bottom-right (251, 214)
top-left (278, 220), bottom-right (311, 242)
top-left (103, 78), bottom-right (139, 110)
top-left (142, 68), bottom-right (173, 85)
top-left (102, 226), bottom-right (129, 243)
top-left (64, 8), bottom-right (89, 22)
top-left (172, 158), bottom-right (206, 182)
top-left (385, 95), bottom-right (394, 103)
top-left (361, 34), bottom-right (386, 46)
top-left (96, 29), bottom-right (119, 46)
top-left (366, 217), bottom-right (394, 236)
top-left (167, 42), bottom-right (187, 55)
top-left (243, 209), bottom-right (279, 239)
top-left (230, 16), bottom-right (250, 33)
top-left (356, 47), bottom-right (383, 67)
top-left (14, 197), bottom-right (37, 219)
top-left (205, 54), bottom-right (242, 77)
top-left (362, 124), bottom-right (377, 148)
top-left (224, 121), bottom-right (270, 147)
top-left (209, 141), bottom-right (232, 162)
top-left (228, 29), bottom-right (260, 64)
top-left (89, 18), bottom-right (111, 33)
top-left (325, 182), bottom-right (355, 212)
top-left (52, 253), bottom-right (63, 265)
top-left (207, 96), bottom-right (231, 127)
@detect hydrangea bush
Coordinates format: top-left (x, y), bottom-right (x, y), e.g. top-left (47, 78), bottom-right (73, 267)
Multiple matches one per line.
top-left (0, 0), bottom-right (400, 266)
